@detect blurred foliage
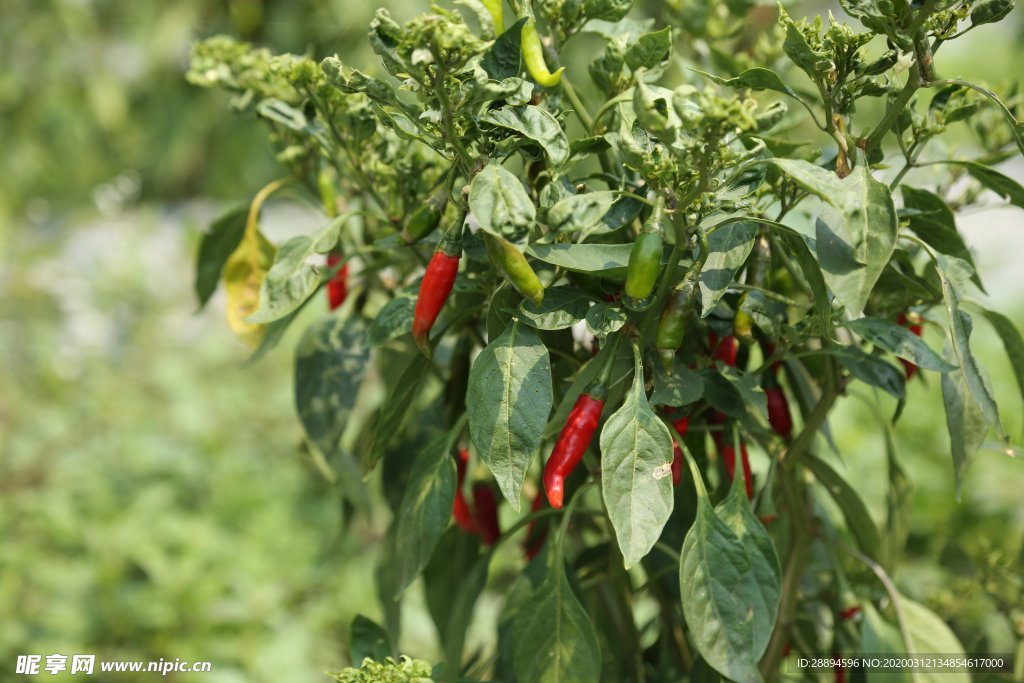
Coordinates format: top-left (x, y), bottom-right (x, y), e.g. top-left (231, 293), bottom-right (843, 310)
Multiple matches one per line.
top-left (1, 0), bottom-right (1022, 680)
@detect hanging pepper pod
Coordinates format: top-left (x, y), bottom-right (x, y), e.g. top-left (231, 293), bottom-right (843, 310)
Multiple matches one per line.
top-left (624, 199), bottom-right (665, 311)
top-left (402, 189), bottom-right (447, 244)
top-left (521, 19), bottom-right (563, 88)
top-left (733, 293), bottom-right (756, 346)
top-left (543, 352), bottom-right (613, 508)
top-left (480, 0), bottom-right (505, 34)
top-left (452, 449), bottom-right (476, 533)
top-left (897, 311), bottom-right (924, 379)
top-left (764, 372), bottom-right (793, 438)
top-left (655, 264), bottom-right (701, 370)
top-left (325, 250), bottom-right (349, 311)
top-left (412, 211), bottom-right (465, 353)
top-left (483, 232), bottom-right (545, 305)
top-left (709, 331), bottom-right (738, 367)
top-left (670, 416), bottom-right (689, 486)
top-left (472, 484), bottom-right (501, 546)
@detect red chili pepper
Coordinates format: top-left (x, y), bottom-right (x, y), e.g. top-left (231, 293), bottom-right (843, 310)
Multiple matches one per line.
top-left (523, 488), bottom-right (548, 561)
top-left (326, 250), bottom-right (349, 311)
top-left (897, 312), bottom-right (924, 379)
top-left (782, 642), bottom-right (792, 658)
top-left (412, 237), bottom-right (461, 352)
top-left (543, 389), bottom-right (606, 509)
top-left (834, 657), bottom-right (846, 683)
top-left (721, 439), bottom-right (753, 499)
top-left (472, 484), bottom-right (501, 546)
top-left (709, 331), bottom-right (738, 367)
top-left (452, 448), bottom-right (476, 533)
top-left (670, 417), bottom-right (689, 486)
top-left (765, 386), bottom-right (793, 438)
top-left (839, 605), bottom-right (861, 621)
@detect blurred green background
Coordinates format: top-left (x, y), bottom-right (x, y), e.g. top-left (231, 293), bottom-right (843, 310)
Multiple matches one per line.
top-left (1, 1), bottom-right (1022, 681)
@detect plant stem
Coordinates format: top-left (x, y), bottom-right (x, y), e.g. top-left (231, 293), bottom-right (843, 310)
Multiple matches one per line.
top-left (862, 64), bottom-right (921, 153)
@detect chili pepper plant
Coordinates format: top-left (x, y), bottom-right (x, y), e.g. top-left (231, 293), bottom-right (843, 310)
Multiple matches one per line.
top-left (187, 0), bottom-right (1024, 679)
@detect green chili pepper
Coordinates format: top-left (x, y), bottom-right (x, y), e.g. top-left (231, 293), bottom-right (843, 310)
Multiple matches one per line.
top-left (655, 265), bottom-right (699, 369)
top-left (734, 293), bottom-right (756, 345)
top-left (483, 232), bottom-right (545, 305)
top-left (624, 201), bottom-right (665, 311)
top-left (521, 19), bottom-right (563, 88)
top-left (481, 0), bottom-right (504, 34)
top-left (402, 189), bottom-right (447, 243)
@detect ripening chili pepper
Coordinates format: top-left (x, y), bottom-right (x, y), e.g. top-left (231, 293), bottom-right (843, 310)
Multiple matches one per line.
top-left (834, 656), bottom-right (846, 683)
top-left (721, 436), bottom-right (753, 499)
top-left (897, 311), bottom-right (924, 379)
top-left (521, 19), bottom-right (563, 88)
top-left (326, 250), bottom-right (349, 311)
top-left (523, 488), bottom-right (547, 561)
top-left (480, 0), bottom-right (505, 33)
top-left (709, 331), bottom-right (738, 367)
top-left (452, 449), bottom-right (476, 533)
top-left (543, 372), bottom-right (609, 509)
top-left (733, 295), bottom-right (756, 346)
top-left (483, 232), bottom-right (545, 305)
top-left (402, 189), bottom-right (447, 244)
top-left (765, 386), bottom-right (793, 438)
top-left (670, 417), bottom-right (688, 487)
top-left (412, 217), bottom-right (464, 353)
top-left (655, 265), bottom-right (700, 370)
top-left (472, 484), bottom-right (501, 545)
top-left (624, 202), bottom-right (665, 311)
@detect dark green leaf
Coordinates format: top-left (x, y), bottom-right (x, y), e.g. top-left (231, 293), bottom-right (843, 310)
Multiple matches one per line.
top-left (694, 67), bottom-right (800, 100)
top-left (699, 221), bottom-right (757, 317)
top-left (519, 286), bottom-right (591, 330)
top-left (583, 0), bottom-right (633, 21)
top-left (350, 614), bottom-right (393, 663)
top-left (945, 160), bottom-right (1024, 209)
top-left (625, 27), bottom-right (673, 71)
top-left (831, 347), bottom-right (906, 401)
top-left (651, 364), bottom-right (705, 406)
top-left (470, 162), bottom-right (537, 245)
top-left (195, 206), bottom-right (247, 309)
top-left (527, 243), bottom-right (633, 278)
top-left (483, 104), bottom-right (570, 167)
top-left (979, 308), bottom-right (1024, 429)
top-left (467, 319), bottom-right (553, 510)
top-left (901, 186), bottom-right (981, 289)
top-left (585, 302), bottom-right (628, 338)
top-left (804, 454), bottom-right (882, 562)
top-left (367, 353), bottom-right (431, 470)
top-left (846, 317), bottom-right (956, 372)
top-left (295, 316), bottom-right (370, 458)
top-left (367, 290), bottom-right (417, 345)
top-left (601, 345), bottom-right (675, 567)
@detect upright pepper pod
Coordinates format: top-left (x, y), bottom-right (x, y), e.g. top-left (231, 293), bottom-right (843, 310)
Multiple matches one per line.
top-left (472, 484), bottom-right (501, 546)
top-left (897, 311), bottom-right (924, 379)
top-left (543, 354), bottom-right (613, 508)
top-left (521, 19), bottom-right (563, 88)
top-left (624, 200), bottom-right (665, 311)
top-left (412, 212), bottom-right (465, 353)
top-left (402, 189), bottom-right (447, 244)
top-left (483, 232), bottom-right (545, 305)
top-left (325, 249), bottom-right (349, 311)
top-left (452, 448), bottom-right (476, 533)
top-left (655, 264), bottom-right (700, 369)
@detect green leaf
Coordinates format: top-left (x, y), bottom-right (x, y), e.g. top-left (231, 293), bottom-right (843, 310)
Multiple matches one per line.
top-left (367, 290), bottom-right (417, 345)
top-left (781, 15), bottom-right (830, 78)
top-left (295, 316), bottom-right (370, 458)
top-left (195, 206), bottom-right (247, 309)
top-left (901, 595), bottom-right (971, 683)
top-left (697, 67), bottom-right (796, 97)
top-left (583, 0), bottom-right (633, 22)
top-left (482, 17), bottom-right (527, 79)
top-left (814, 165), bottom-right (898, 316)
top-left (384, 429), bottom-right (458, 598)
top-left (600, 345), bottom-right (675, 567)
top-left (547, 191), bottom-right (617, 234)
top-left (349, 614), bottom-right (393, 663)
top-left (830, 347), bottom-right (906, 401)
top-left (423, 530), bottom-right (483, 661)
top-left (680, 490), bottom-right (780, 682)
top-left (467, 319), bottom-right (553, 510)
top-left (714, 480), bottom-right (783, 661)
top-left (651, 364), bottom-right (705, 406)
top-left (901, 186), bottom-right (981, 289)
top-left (440, 547), bottom-right (489, 671)
top-left (937, 255), bottom-right (1006, 446)
top-left (585, 302), bottom-right (628, 338)
top-left (979, 308), bottom-right (1024, 429)
top-left (519, 286), bottom-right (591, 330)
top-left (804, 454), bottom-right (882, 562)
top-left (367, 353), bottom-right (432, 470)
top-left (777, 229), bottom-right (832, 331)
top-left (625, 26), bottom-right (673, 71)
top-left (699, 221), bottom-right (758, 317)
top-left (766, 159), bottom-right (851, 205)
top-left (941, 349), bottom-right (988, 495)
top-left (861, 605), bottom-right (909, 683)
top-left (469, 162), bottom-right (537, 245)
top-left (512, 557), bottom-right (602, 683)
top-left (484, 105), bottom-right (570, 168)
top-left (527, 243), bottom-right (634, 278)
top-left (846, 317), bottom-right (956, 372)
top-left (943, 160), bottom-right (1024, 209)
